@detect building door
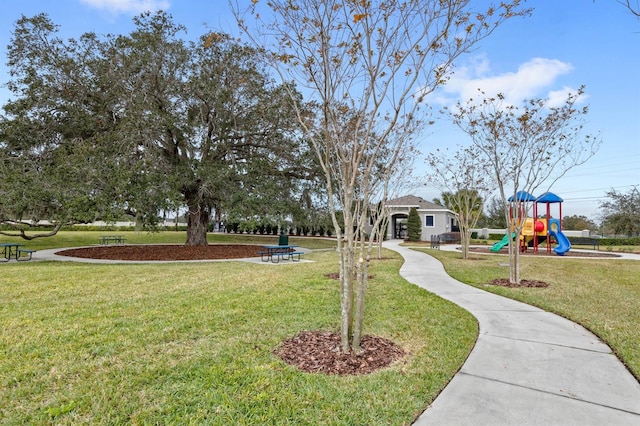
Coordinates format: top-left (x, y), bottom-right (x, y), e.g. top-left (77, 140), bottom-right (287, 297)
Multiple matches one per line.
top-left (392, 214), bottom-right (408, 239)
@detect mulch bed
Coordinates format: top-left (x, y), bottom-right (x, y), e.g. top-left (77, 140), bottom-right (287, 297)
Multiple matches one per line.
top-left (323, 272), bottom-right (374, 280)
top-left (274, 331), bottom-right (405, 376)
top-left (470, 246), bottom-right (621, 288)
top-left (56, 244), bottom-right (265, 261)
top-left (489, 278), bottom-right (550, 288)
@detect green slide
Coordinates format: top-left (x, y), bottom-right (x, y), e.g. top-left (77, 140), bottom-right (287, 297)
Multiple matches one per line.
top-left (491, 233), bottom-right (515, 252)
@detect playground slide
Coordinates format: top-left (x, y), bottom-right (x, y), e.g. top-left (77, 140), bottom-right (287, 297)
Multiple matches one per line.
top-left (490, 233), bottom-right (515, 252)
top-left (550, 228), bottom-right (571, 255)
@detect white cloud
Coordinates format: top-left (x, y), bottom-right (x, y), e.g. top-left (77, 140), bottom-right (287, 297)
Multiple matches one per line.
top-left (79, 0), bottom-right (170, 15)
top-left (547, 86), bottom-right (590, 108)
top-left (435, 55), bottom-right (581, 108)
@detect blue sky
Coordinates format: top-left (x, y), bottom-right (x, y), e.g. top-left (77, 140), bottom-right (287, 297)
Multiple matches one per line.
top-left (1, 0), bottom-right (638, 222)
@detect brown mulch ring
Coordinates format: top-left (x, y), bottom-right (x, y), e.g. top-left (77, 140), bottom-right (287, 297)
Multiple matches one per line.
top-left (323, 272), bottom-right (374, 280)
top-left (488, 278), bottom-right (550, 288)
top-left (274, 330), bottom-right (405, 376)
top-left (472, 245), bottom-right (621, 288)
top-left (56, 244), bottom-right (266, 261)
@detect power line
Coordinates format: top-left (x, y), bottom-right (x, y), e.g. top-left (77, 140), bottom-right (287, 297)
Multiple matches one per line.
top-left (563, 196), bottom-right (607, 202)
top-left (564, 154), bottom-right (640, 173)
top-left (573, 160), bottom-right (640, 171)
top-left (562, 165), bottom-right (639, 178)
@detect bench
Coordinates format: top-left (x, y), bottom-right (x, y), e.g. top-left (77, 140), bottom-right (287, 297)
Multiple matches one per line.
top-left (99, 235), bottom-right (126, 245)
top-left (17, 249), bottom-right (36, 261)
top-left (569, 237), bottom-right (600, 250)
top-left (438, 232), bottom-right (461, 244)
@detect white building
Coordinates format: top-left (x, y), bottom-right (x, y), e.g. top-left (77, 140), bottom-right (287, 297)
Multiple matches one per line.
top-left (379, 195), bottom-right (458, 241)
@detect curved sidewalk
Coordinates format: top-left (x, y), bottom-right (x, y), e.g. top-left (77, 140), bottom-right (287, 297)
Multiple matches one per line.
top-left (383, 240), bottom-right (640, 426)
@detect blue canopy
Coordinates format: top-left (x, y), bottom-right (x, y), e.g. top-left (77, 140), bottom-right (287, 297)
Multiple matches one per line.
top-left (536, 192), bottom-right (563, 203)
top-left (508, 191), bottom-right (537, 202)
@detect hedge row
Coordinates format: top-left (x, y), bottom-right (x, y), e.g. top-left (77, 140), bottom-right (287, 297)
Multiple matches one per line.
top-left (2, 223), bottom-right (337, 236)
top-left (222, 222), bottom-right (333, 237)
top-left (0, 224), bottom-right (190, 232)
top-left (593, 237), bottom-right (640, 246)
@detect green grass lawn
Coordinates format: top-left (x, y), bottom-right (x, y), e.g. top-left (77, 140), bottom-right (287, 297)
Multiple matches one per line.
top-left (419, 248), bottom-right (640, 381)
top-left (0, 233), bottom-right (477, 425)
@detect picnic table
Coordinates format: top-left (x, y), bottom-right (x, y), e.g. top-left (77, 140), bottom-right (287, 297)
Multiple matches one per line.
top-left (0, 243), bottom-right (35, 261)
top-left (99, 235), bottom-right (126, 245)
top-left (259, 245), bottom-right (304, 263)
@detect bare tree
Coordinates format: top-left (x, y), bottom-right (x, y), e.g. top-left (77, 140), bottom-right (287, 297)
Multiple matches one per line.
top-left (233, 0), bottom-right (528, 352)
top-left (450, 89), bottom-right (600, 283)
top-left (620, 0), bottom-right (640, 18)
top-left (427, 146), bottom-right (494, 259)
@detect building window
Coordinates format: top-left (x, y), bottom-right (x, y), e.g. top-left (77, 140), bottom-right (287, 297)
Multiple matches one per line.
top-left (425, 215), bottom-right (435, 227)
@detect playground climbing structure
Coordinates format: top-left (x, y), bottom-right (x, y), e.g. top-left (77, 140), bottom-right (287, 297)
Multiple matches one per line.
top-left (490, 191), bottom-right (571, 256)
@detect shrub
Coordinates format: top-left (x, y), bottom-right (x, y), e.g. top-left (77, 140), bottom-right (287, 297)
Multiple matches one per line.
top-left (598, 237), bottom-right (640, 246)
top-left (406, 207), bottom-right (422, 242)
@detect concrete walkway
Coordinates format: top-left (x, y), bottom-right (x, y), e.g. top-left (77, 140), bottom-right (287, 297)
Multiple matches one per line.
top-left (383, 240), bottom-right (640, 426)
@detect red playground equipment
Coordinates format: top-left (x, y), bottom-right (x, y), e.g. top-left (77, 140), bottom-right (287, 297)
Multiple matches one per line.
top-left (491, 191), bottom-right (571, 256)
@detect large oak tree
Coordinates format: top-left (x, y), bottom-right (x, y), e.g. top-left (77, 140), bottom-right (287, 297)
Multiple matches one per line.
top-left (1, 12), bottom-right (312, 244)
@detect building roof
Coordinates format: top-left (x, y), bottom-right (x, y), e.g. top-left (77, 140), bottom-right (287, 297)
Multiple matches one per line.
top-left (385, 195), bottom-right (450, 211)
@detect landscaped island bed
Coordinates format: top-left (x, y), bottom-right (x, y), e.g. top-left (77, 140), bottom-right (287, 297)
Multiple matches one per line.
top-left (56, 244), bottom-right (265, 261)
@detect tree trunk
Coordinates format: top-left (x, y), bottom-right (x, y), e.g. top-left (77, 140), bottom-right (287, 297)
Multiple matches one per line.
top-left (513, 240), bottom-right (521, 283)
top-left (508, 229), bottom-right (522, 284)
top-left (460, 225), bottom-right (471, 260)
top-left (185, 197), bottom-right (210, 246)
top-left (351, 251), bottom-right (369, 354)
top-left (339, 242), bottom-right (354, 353)
top-left (135, 212), bottom-right (143, 232)
top-left (507, 234), bottom-right (516, 284)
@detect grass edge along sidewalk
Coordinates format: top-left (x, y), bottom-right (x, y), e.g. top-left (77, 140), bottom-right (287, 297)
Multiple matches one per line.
top-left (0, 247), bottom-right (477, 424)
top-left (421, 248), bottom-right (640, 382)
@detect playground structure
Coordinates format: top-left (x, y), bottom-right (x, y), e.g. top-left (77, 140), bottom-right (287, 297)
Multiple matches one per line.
top-left (490, 191), bottom-right (571, 256)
